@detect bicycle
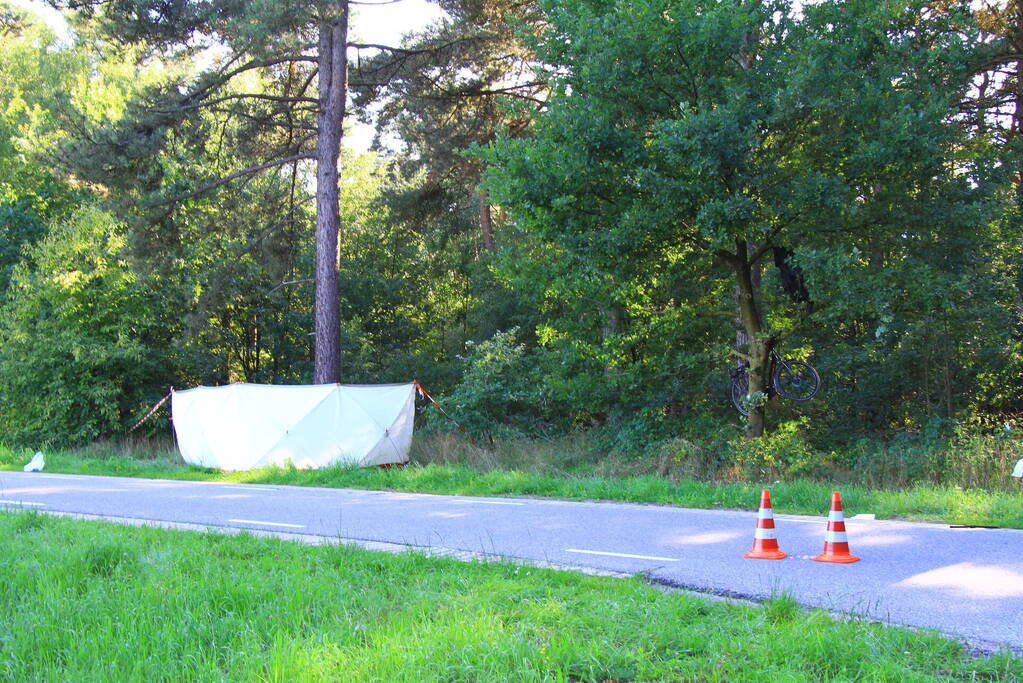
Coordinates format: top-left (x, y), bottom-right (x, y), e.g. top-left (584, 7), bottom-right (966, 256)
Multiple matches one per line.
top-left (730, 348), bottom-right (820, 416)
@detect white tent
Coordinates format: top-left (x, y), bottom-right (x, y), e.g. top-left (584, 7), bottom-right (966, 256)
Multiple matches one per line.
top-left (171, 383), bottom-right (416, 470)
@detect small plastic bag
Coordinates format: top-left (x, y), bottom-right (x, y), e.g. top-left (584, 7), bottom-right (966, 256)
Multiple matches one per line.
top-left (23, 451), bottom-right (44, 472)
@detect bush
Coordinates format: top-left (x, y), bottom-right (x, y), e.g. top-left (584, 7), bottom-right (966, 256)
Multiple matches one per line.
top-left (0, 207), bottom-right (165, 446)
top-left (431, 328), bottom-right (548, 440)
top-left (723, 418), bottom-right (835, 480)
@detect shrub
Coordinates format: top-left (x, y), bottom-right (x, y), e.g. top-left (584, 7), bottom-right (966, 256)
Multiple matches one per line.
top-left (431, 328), bottom-right (549, 441)
top-left (724, 418), bottom-right (834, 480)
top-left (0, 207), bottom-right (165, 446)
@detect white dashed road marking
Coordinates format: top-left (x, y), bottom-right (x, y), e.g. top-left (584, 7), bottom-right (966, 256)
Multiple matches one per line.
top-left (775, 516), bottom-right (821, 524)
top-left (451, 500), bottom-right (527, 506)
top-left (565, 548), bottom-right (679, 562)
top-left (228, 519), bottom-right (304, 529)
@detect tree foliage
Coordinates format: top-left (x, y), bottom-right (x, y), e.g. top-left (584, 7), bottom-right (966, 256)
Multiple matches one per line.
top-left (1, 0), bottom-right (1022, 455)
top-left (480, 0), bottom-right (1004, 436)
top-left (0, 207), bottom-right (165, 444)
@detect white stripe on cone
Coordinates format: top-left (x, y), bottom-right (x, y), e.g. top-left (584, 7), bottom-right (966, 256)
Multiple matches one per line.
top-left (825, 530), bottom-right (848, 543)
top-left (758, 509), bottom-right (775, 520)
top-left (829, 510), bottom-right (845, 522)
top-left (754, 528), bottom-right (778, 540)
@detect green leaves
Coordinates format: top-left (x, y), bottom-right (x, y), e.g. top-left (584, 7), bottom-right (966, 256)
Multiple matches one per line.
top-left (0, 207), bottom-right (164, 445)
top-left (476, 0), bottom-right (1009, 434)
top-left (0, 0), bottom-right (1018, 449)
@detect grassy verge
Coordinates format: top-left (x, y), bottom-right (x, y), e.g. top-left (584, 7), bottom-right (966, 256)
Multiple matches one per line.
top-left (2, 437), bottom-right (1021, 529)
top-left (0, 511), bottom-right (1019, 681)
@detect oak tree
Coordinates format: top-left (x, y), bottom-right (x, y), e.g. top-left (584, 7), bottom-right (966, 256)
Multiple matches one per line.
top-left (481, 0), bottom-right (995, 436)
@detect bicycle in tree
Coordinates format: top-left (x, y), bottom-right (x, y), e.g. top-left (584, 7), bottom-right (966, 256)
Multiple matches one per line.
top-left (730, 348), bottom-right (820, 417)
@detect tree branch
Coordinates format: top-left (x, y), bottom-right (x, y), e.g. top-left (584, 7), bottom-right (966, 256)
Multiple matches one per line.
top-left (715, 248), bottom-right (740, 266)
top-left (158, 92), bottom-right (319, 113)
top-left (268, 278), bottom-right (314, 294)
top-left (349, 42), bottom-right (424, 53)
top-left (149, 153), bottom-right (315, 206)
top-left (183, 56), bottom-right (318, 107)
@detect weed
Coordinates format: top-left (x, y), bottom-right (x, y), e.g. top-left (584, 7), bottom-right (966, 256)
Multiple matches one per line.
top-left (80, 541), bottom-right (139, 578)
top-left (763, 592), bottom-right (800, 625)
top-left (10, 510), bottom-right (52, 533)
top-left (3, 431), bottom-right (1022, 528)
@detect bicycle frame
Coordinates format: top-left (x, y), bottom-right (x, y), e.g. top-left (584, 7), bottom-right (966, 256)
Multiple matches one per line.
top-left (729, 347), bottom-right (820, 415)
top-left (737, 350), bottom-right (784, 395)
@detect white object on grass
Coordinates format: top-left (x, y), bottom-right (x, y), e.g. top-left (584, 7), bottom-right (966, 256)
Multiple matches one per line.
top-left (1012, 458), bottom-right (1023, 479)
top-left (23, 451), bottom-right (44, 472)
top-left (171, 383), bottom-right (416, 471)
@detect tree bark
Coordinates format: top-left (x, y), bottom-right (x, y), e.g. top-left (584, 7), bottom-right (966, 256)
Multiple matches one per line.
top-left (313, 3), bottom-right (349, 384)
top-left (479, 192), bottom-right (495, 251)
top-left (732, 240), bottom-right (770, 438)
top-left (734, 241), bottom-right (761, 354)
top-left (1014, 42), bottom-right (1023, 334)
top-left (602, 303), bottom-right (623, 340)
top-left (732, 15), bottom-right (769, 436)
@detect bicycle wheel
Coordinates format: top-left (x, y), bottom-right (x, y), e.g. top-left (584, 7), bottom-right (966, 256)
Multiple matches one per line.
top-left (730, 368), bottom-right (749, 416)
top-left (773, 359), bottom-right (820, 401)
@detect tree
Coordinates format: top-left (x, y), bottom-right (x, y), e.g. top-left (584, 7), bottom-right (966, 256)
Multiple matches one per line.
top-left (354, 0), bottom-right (546, 253)
top-left (0, 207), bottom-right (165, 445)
top-left (341, 0), bottom-right (553, 393)
top-left (44, 0), bottom-right (381, 383)
top-left (0, 3), bottom-right (91, 295)
top-left (956, 2), bottom-right (1023, 342)
top-left (967, 1), bottom-right (1023, 178)
top-left (481, 0), bottom-right (996, 437)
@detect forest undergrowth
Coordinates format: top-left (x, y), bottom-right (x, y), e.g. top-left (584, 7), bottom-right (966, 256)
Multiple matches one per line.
top-left (3, 424), bottom-right (1021, 528)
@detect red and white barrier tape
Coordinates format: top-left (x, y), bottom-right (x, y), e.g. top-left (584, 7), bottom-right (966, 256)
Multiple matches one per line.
top-left (413, 381), bottom-right (469, 436)
top-left (127, 391), bottom-right (172, 434)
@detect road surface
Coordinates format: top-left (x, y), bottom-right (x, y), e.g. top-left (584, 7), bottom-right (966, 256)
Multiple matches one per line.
top-left (1, 471), bottom-right (1020, 650)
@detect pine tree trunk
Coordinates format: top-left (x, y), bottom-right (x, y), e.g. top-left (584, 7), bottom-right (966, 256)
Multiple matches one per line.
top-left (313, 3), bottom-right (349, 384)
top-left (1015, 53), bottom-right (1023, 334)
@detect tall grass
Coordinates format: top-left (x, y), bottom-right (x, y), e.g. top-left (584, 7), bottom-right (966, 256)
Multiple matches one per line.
top-left (0, 511), bottom-right (1019, 681)
top-left (411, 428), bottom-right (1023, 492)
top-left (2, 431), bottom-right (1021, 528)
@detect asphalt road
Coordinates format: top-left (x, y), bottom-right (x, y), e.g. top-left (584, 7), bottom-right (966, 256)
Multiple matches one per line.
top-left (1, 471), bottom-right (1021, 650)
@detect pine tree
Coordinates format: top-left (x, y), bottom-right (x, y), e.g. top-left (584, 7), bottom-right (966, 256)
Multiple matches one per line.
top-left (46, 0), bottom-right (364, 382)
top-left (353, 0), bottom-right (546, 252)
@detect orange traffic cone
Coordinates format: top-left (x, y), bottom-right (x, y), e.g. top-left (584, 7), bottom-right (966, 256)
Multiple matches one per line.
top-left (814, 491), bottom-right (860, 563)
top-left (744, 489), bottom-right (787, 560)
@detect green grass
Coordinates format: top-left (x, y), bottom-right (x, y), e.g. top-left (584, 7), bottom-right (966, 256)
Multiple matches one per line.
top-left (0, 511), bottom-right (1019, 681)
top-left (2, 438), bottom-right (1021, 529)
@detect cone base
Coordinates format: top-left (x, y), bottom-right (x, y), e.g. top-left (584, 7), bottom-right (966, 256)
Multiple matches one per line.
top-left (813, 553), bottom-right (860, 563)
top-left (744, 549), bottom-right (787, 560)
